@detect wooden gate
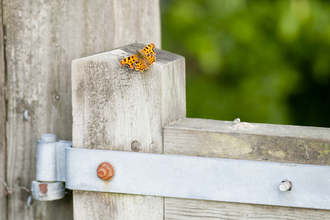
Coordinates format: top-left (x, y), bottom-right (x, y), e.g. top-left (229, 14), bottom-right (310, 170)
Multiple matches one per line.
top-left (70, 43), bottom-right (330, 220)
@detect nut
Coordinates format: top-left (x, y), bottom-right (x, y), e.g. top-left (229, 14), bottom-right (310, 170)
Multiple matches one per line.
top-left (97, 162), bottom-right (115, 180)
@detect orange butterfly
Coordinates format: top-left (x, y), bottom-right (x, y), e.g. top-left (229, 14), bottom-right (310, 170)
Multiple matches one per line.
top-left (120, 43), bottom-right (156, 73)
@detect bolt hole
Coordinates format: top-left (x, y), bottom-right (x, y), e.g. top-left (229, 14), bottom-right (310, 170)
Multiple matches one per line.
top-left (131, 141), bottom-right (141, 152)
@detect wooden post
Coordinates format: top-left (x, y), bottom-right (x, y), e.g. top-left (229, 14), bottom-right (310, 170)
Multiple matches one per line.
top-left (2, 1), bottom-right (160, 219)
top-left (72, 43), bottom-right (185, 219)
top-left (0, 1), bottom-right (7, 219)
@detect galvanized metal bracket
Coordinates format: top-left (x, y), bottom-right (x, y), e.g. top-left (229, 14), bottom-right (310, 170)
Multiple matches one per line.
top-left (32, 134), bottom-right (330, 210)
top-left (31, 134), bottom-right (72, 201)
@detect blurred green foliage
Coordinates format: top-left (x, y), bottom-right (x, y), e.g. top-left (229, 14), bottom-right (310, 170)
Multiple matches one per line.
top-left (161, 0), bottom-right (330, 127)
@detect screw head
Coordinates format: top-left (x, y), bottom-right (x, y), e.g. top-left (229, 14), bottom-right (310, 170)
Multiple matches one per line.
top-left (23, 109), bottom-right (29, 121)
top-left (97, 162), bottom-right (115, 180)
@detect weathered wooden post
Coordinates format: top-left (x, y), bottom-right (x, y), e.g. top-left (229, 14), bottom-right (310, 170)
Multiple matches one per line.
top-left (0, 1), bottom-right (6, 219)
top-left (2, 0), bottom-right (160, 219)
top-left (72, 43), bottom-right (185, 219)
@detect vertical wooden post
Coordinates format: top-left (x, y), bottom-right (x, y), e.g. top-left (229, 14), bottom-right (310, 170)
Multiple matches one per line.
top-left (0, 1), bottom-right (6, 220)
top-left (72, 44), bottom-right (185, 219)
top-left (2, 1), bottom-right (160, 219)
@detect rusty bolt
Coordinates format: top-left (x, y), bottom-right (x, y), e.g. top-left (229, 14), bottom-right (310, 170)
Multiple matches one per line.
top-left (97, 162), bottom-right (115, 180)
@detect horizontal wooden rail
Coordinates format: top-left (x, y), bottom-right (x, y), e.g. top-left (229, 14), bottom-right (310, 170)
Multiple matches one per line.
top-left (164, 118), bottom-right (330, 165)
top-left (163, 118), bottom-right (330, 219)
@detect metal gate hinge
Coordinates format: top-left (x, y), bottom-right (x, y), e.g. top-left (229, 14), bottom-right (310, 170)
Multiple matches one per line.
top-left (32, 134), bottom-right (330, 210)
top-left (32, 134), bottom-right (72, 201)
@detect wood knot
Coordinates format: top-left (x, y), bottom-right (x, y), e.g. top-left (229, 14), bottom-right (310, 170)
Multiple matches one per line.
top-left (97, 162), bottom-right (115, 180)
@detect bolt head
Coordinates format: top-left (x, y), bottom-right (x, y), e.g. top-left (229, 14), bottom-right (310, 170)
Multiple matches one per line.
top-left (279, 181), bottom-right (291, 191)
top-left (97, 162), bottom-right (115, 180)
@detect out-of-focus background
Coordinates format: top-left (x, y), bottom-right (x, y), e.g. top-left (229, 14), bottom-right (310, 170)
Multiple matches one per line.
top-left (161, 0), bottom-right (330, 127)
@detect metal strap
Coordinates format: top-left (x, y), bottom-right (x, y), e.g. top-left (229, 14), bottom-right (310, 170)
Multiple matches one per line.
top-left (65, 147), bottom-right (330, 210)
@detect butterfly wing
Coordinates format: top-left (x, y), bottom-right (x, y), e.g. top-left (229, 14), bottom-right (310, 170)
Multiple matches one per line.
top-left (134, 58), bottom-right (149, 73)
top-left (147, 54), bottom-right (156, 64)
top-left (140, 43), bottom-right (156, 66)
top-left (142, 43), bottom-right (156, 55)
top-left (120, 54), bottom-right (138, 69)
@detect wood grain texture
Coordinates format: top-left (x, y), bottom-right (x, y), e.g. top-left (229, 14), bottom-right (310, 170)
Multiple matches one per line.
top-left (74, 192), bottom-right (163, 220)
top-left (165, 198), bottom-right (330, 220)
top-left (164, 118), bottom-right (330, 165)
top-left (72, 43), bottom-right (185, 219)
top-left (0, 0), bottom-right (7, 219)
top-left (3, 0), bottom-right (161, 219)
